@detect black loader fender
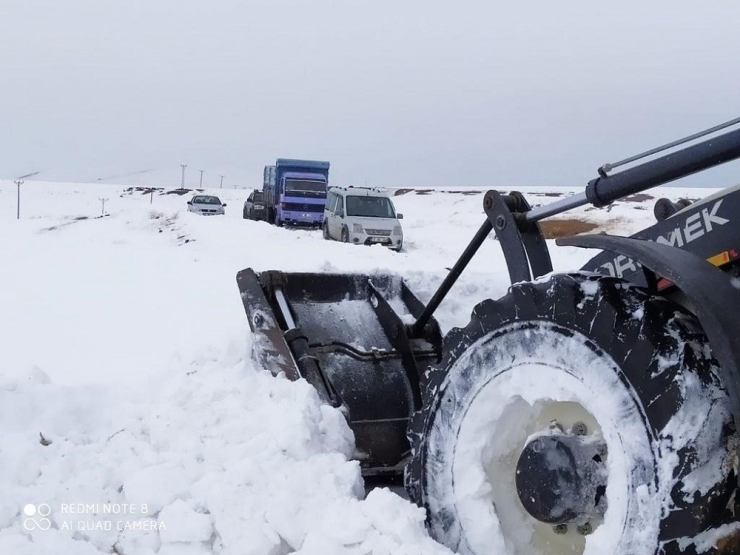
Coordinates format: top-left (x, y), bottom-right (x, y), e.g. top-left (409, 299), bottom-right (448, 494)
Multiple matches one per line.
top-left (559, 233), bottom-right (740, 435)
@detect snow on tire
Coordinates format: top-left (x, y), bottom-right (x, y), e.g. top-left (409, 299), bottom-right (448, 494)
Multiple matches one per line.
top-left (405, 272), bottom-right (736, 555)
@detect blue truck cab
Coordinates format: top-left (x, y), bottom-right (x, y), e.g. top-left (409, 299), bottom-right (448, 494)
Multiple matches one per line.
top-left (263, 159), bottom-right (330, 227)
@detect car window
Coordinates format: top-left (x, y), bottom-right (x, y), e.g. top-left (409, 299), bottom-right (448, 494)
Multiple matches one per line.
top-left (334, 195), bottom-right (344, 216)
top-left (326, 193), bottom-right (336, 213)
top-left (193, 196), bottom-right (221, 205)
top-left (253, 191), bottom-right (263, 202)
top-left (247, 193), bottom-right (254, 202)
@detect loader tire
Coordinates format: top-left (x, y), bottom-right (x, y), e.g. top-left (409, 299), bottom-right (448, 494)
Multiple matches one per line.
top-left (405, 272), bottom-right (737, 555)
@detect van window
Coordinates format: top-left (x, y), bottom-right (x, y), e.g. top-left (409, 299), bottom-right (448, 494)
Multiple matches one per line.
top-left (334, 195), bottom-right (344, 215)
top-left (326, 193), bottom-right (337, 213)
top-left (345, 196), bottom-right (396, 218)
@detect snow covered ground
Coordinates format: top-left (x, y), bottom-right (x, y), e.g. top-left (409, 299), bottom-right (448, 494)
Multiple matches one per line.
top-left (0, 180), bottom-right (721, 554)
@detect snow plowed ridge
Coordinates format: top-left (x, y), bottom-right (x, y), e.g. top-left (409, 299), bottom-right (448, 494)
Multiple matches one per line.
top-left (0, 180), bottom-right (719, 554)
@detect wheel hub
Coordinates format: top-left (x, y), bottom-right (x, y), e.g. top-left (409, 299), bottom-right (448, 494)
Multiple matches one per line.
top-left (515, 430), bottom-right (607, 525)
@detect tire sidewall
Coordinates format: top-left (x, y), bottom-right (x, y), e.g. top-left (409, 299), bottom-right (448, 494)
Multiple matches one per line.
top-left (409, 274), bottom-right (733, 555)
top-left (421, 320), bottom-right (659, 555)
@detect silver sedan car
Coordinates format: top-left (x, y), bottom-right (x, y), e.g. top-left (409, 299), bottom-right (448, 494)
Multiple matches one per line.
top-left (187, 195), bottom-right (227, 216)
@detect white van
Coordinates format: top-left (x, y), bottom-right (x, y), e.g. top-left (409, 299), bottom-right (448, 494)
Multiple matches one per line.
top-left (322, 186), bottom-right (404, 251)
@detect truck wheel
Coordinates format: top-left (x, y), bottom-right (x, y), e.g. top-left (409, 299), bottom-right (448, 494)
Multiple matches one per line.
top-left (341, 227), bottom-right (349, 243)
top-left (323, 221), bottom-right (330, 240)
top-left (405, 272), bottom-right (736, 555)
top-left (277, 218), bottom-right (284, 227)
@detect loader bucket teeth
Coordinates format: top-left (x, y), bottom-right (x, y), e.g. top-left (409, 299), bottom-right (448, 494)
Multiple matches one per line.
top-left (236, 269), bottom-right (442, 477)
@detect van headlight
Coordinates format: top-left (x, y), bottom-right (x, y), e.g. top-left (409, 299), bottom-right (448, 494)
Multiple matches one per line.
top-left (392, 226), bottom-right (402, 235)
top-left (352, 224), bottom-right (363, 233)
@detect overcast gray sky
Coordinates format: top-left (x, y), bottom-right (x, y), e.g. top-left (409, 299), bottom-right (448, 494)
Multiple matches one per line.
top-left (1, 1), bottom-right (739, 189)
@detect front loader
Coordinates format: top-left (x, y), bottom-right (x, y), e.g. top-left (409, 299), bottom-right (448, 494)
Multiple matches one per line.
top-left (237, 118), bottom-right (740, 554)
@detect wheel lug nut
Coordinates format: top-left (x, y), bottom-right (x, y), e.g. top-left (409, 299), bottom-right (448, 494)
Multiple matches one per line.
top-left (552, 524), bottom-right (568, 534)
top-left (571, 421), bottom-right (587, 435)
top-left (577, 522), bottom-right (593, 535)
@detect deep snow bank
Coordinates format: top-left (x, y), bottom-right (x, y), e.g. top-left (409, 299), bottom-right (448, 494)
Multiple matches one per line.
top-left (0, 182), bottom-right (457, 554)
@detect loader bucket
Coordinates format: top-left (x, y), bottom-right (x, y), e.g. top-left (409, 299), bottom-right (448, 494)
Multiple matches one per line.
top-left (237, 269), bottom-right (442, 477)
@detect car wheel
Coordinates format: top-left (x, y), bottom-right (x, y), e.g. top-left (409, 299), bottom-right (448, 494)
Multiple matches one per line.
top-left (323, 221), bottom-right (330, 240)
top-left (341, 227), bottom-right (349, 243)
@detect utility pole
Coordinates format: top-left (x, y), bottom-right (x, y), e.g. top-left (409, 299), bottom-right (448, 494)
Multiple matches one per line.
top-left (199, 170), bottom-right (204, 187)
top-left (13, 171), bottom-right (39, 219)
top-left (15, 180), bottom-right (23, 220)
top-left (99, 198), bottom-right (108, 216)
top-left (180, 164), bottom-right (187, 188)
top-left (220, 175), bottom-right (225, 189)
